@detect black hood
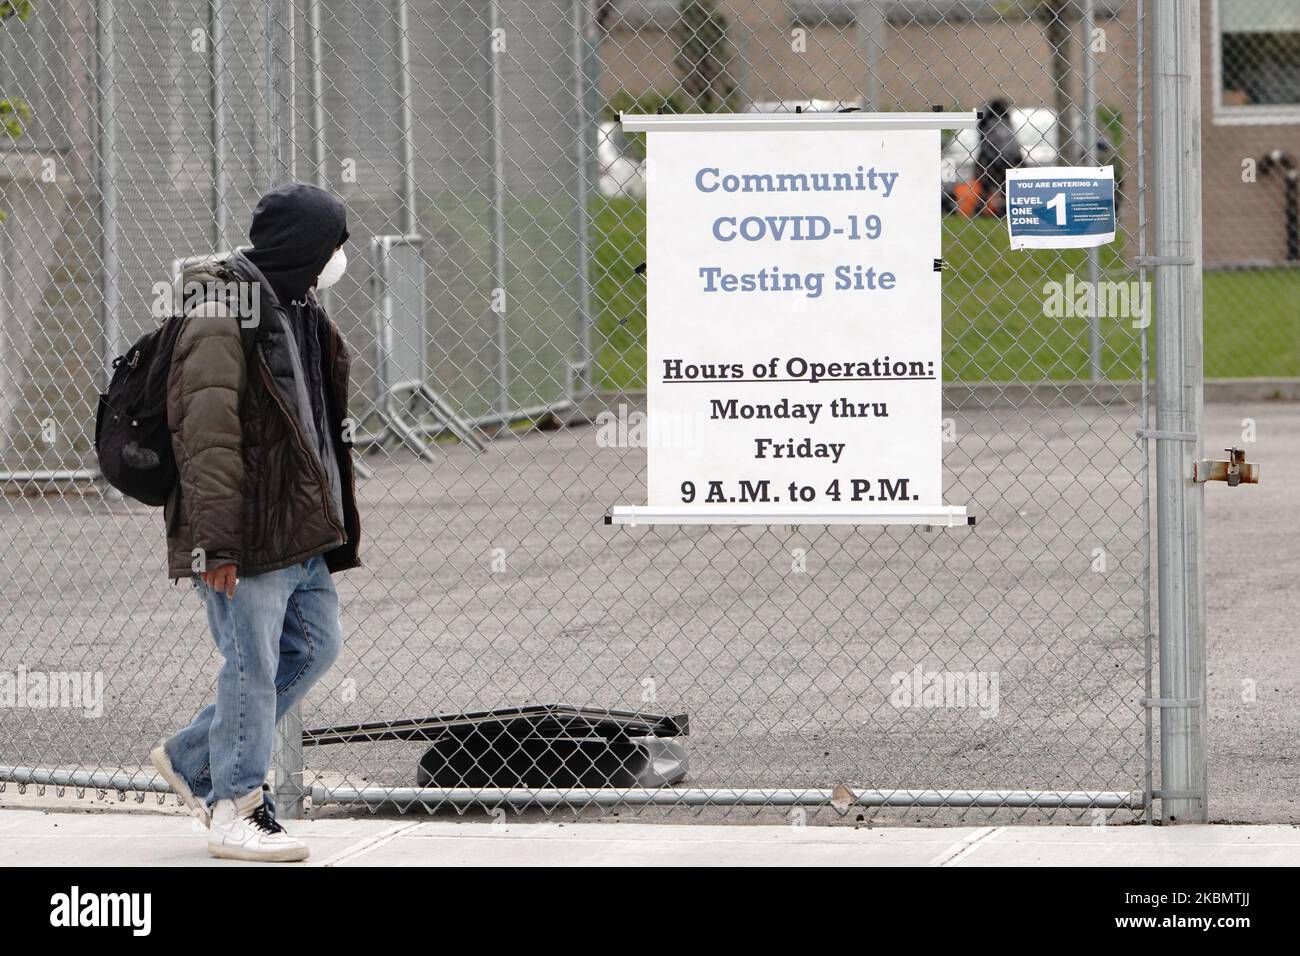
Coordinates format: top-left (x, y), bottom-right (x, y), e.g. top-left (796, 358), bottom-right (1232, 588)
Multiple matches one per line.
top-left (244, 182), bottom-right (350, 305)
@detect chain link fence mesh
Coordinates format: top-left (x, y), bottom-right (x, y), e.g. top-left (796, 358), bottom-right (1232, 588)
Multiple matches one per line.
top-left (0, 0), bottom-right (1252, 822)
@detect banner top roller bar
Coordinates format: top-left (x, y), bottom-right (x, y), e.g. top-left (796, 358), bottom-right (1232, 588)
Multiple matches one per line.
top-left (620, 111), bottom-right (979, 133)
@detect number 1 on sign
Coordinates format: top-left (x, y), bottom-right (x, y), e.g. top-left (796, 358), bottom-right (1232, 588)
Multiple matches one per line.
top-left (1046, 192), bottom-right (1067, 225)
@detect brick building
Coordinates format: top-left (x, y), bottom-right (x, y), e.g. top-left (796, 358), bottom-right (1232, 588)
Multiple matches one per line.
top-left (600, 0), bottom-right (1299, 266)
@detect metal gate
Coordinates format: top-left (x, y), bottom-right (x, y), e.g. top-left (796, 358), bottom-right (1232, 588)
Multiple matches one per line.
top-left (0, 0), bottom-right (1212, 823)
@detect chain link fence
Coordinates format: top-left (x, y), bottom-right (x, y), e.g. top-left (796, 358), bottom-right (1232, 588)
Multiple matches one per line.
top-left (0, 0), bottom-right (1229, 822)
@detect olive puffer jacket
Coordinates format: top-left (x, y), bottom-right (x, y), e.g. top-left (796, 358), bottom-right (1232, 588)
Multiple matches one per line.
top-left (163, 255), bottom-right (361, 579)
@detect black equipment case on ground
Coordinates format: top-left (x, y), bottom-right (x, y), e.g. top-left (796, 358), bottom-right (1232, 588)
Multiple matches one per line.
top-left (303, 704), bottom-right (689, 789)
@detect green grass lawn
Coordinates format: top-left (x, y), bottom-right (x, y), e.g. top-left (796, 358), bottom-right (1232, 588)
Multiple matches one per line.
top-left (590, 198), bottom-right (1299, 387)
top-left (1203, 267), bottom-right (1300, 378)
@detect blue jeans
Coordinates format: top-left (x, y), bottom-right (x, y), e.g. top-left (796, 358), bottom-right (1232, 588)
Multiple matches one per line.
top-left (166, 555), bottom-right (342, 804)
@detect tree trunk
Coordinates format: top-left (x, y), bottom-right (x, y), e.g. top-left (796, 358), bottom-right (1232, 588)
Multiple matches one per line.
top-left (1041, 1), bottom-right (1076, 165)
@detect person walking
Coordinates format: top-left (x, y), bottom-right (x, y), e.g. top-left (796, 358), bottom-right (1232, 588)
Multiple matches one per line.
top-left (148, 182), bottom-right (362, 862)
top-left (976, 98), bottom-right (1023, 216)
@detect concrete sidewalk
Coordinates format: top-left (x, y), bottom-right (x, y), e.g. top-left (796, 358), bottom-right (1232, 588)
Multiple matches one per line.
top-left (2, 808), bottom-right (1297, 866)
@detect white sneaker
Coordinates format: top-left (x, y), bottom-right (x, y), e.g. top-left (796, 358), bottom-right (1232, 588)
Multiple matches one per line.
top-left (149, 741), bottom-right (211, 828)
top-left (208, 789), bottom-right (309, 862)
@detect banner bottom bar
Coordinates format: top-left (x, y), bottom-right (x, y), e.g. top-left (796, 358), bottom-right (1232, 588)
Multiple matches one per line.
top-left (605, 505), bottom-right (972, 527)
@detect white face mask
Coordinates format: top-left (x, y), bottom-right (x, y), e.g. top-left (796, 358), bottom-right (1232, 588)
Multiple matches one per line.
top-left (316, 248), bottom-right (347, 289)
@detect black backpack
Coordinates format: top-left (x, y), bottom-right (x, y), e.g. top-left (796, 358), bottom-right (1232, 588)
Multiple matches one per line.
top-left (94, 317), bottom-right (188, 506)
top-left (95, 305), bottom-right (258, 506)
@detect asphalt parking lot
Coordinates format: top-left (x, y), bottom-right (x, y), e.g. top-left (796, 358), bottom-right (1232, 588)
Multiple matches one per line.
top-left (1, 399), bottom-right (1295, 825)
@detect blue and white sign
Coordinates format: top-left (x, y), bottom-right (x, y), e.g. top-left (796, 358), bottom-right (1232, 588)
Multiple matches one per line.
top-left (1005, 166), bottom-right (1116, 249)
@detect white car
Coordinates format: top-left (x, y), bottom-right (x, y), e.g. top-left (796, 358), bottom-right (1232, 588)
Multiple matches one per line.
top-left (597, 120), bottom-right (646, 199)
top-left (940, 107), bottom-right (1070, 184)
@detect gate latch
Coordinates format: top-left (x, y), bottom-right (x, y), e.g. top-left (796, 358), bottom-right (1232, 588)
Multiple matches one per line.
top-left (1193, 447), bottom-right (1259, 486)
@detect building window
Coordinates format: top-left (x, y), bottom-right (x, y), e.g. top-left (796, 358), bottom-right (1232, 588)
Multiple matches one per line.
top-left (1215, 0), bottom-right (1300, 124)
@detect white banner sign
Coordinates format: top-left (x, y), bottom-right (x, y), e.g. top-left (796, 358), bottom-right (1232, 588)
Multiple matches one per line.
top-left (640, 122), bottom-right (945, 516)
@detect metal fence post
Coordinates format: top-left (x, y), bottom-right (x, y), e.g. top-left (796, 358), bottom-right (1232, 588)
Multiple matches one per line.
top-left (395, 0), bottom-right (416, 236)
top-left (209, 0), bottom-right (228, 251)
top-left (95, 0), bottom-right (119, 388)
top-left (308, 0), bottom-right (327, 188)
top-left (1081, 0), bottom-right (1102, 382)
top-left (488, 0), bottom-right (509, 419)
top-left (266, 0), bottom-right (306, 820)
top-left (569, 0), bottom-right (594, 404)
top-left (856, 1), bottom-right (883, 110)
top-left (1151, 0), bottom-right (1208, 824)
top-left (266, 0), bottom-right (296, 190)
